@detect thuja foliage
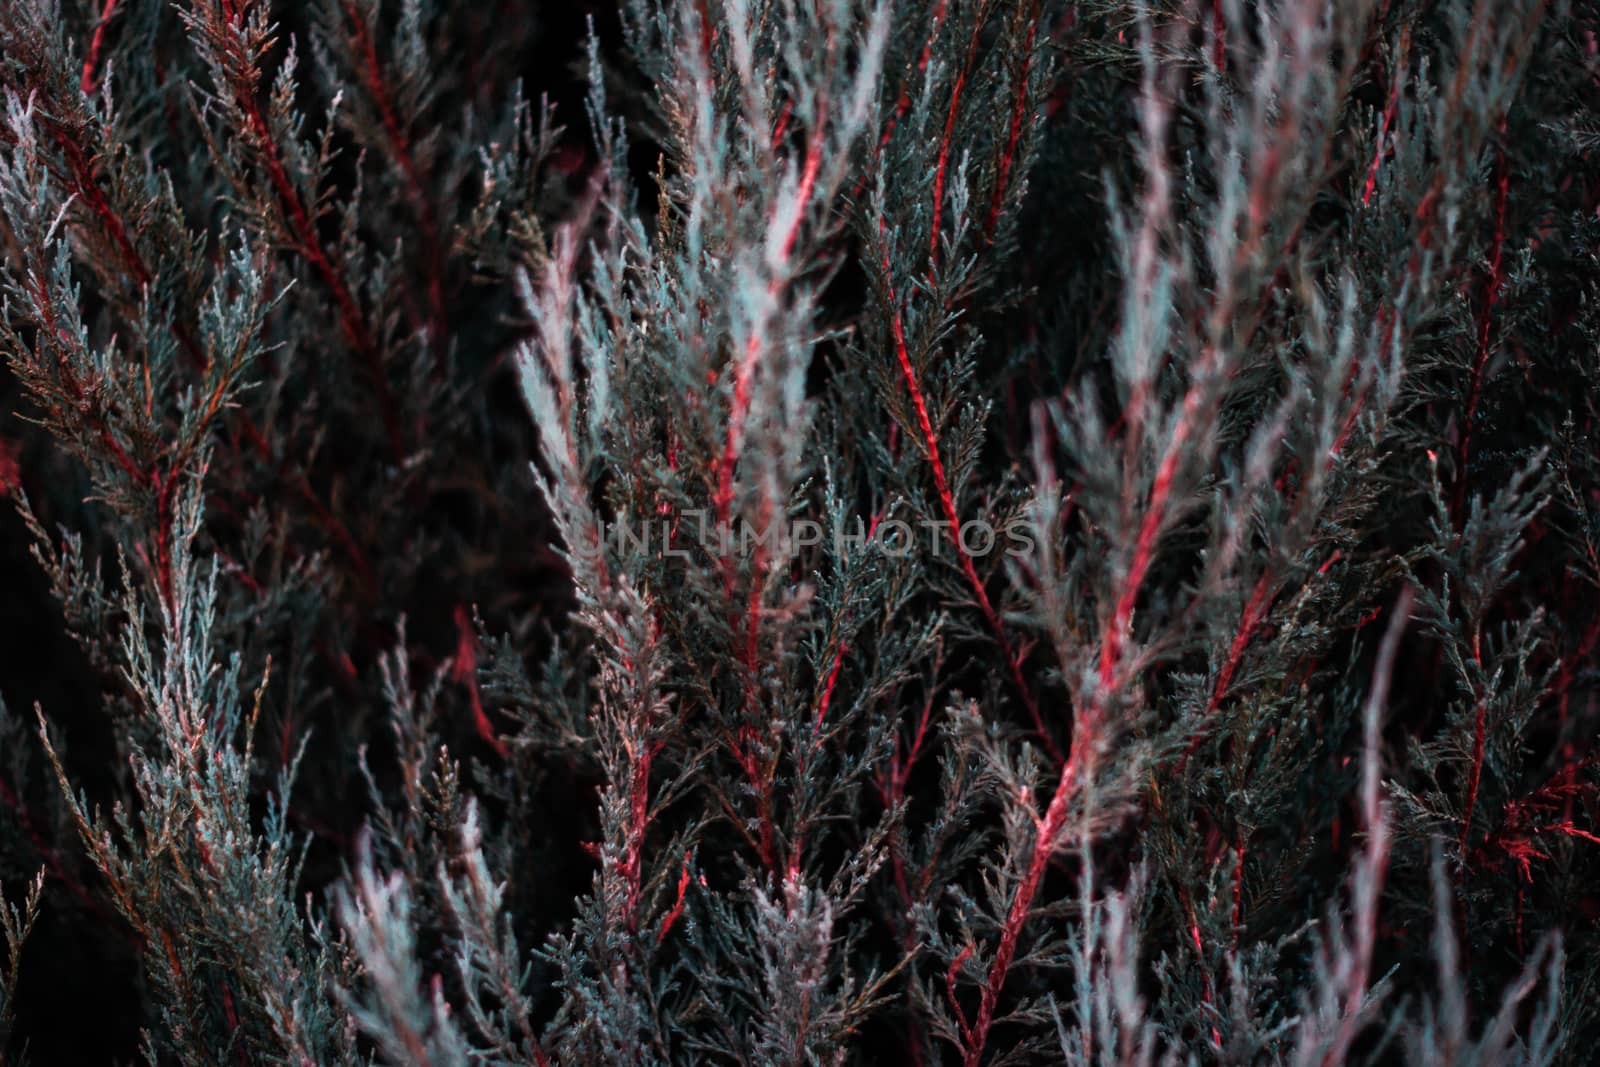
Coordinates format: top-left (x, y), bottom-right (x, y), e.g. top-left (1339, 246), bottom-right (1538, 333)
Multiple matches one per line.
top-left (1, 0), bottom-right (1598, 1062)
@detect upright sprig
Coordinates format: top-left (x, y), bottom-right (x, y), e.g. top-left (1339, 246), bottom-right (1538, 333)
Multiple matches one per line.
top-left (0, 869), bottom-right (42, 1067)
top-left (36, 460), bottom-right (351, 1065)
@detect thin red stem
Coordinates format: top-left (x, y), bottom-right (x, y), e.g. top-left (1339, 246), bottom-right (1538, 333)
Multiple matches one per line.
top-left (45, 124), bottom-right (150, 292)
top-left (880, 216), bottom-right (1061, 765)
top-left (985, 0), bottom-right (1043, 240)
top-left (945, 943), bottom-right (976, 1048)
top-left (1184, 891), bottom-right (1224, 1050)
top-left (38, 76), bottom-right (378, 591)
top-left (452, 604), bottom-right (507, 758)
top-left (872, 0), bottom-right (947, 166)
top-left (80, 0), bottom-right (120, 95)
top-left (929, 14), bottom-right (987, 273)
top-left (816, 642), bottom-right (846, 733)
top-left (1360, 28), bottom-right (1410, 208)
top-left (341, 1), bottom-right (448, 355)
top-left (962, 750), bottom-right (1080, 1067)
top-left (813, 511), bottom-right (884, 737)
top-left (714, 123), bottom-right (824, 528)
top-left (30, 272), bottom-right (148, 487)
top-left (655, 857), bottom-right (693, 946)
top-left (711, 119), bottom-right (829, 872)
top-left (622, 743), bottom-right (655, 930)
top-left (219, 7), bottom-right (406, 461)
top-left (1178, 568), bottom-right (1273, 767)
top-left (1100, 374), bottom-right (1208, 691)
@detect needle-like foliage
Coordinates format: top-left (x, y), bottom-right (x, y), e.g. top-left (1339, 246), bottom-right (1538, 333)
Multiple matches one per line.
top-left (1, 0), bottom-right (1597, 1064)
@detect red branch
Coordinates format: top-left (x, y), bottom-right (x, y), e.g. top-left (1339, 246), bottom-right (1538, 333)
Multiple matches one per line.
top-left (221, 978), bottom-right (249, 1067)
top-left (1178, 568), bottom-right (1274, 768)
top-left (80, 0), bottom-right (120, 95)
top-left (622, 743), bottom-right (657, 931)
top-left (928, 14), bottom-right (987, 274)
top-left (1184, 891), bottom-right (1223, 1050)
top-left (944, 943), bottom-right (976, 1048)
top-left (30, 271), bottom-right (148, 487)
top-left (219, 6), bottom-right (406, 461)
top-left (44, 123), bottom-right (150, 292)
top-left (43, 72), bottom-right (381, 598)
top-left (655, 856), bottom-right (693, 946)
top-left (615, 617), bottom-right (664, 930)
top-left (813, 511), bottom-right (884, 738)
top-left (873, 0), bottom-right (947, 164)
top-left (880, 216), bottom-right (1061, 765)
top-left (43, 11), bottom-right (385, 596)
top-left (800, 576), bottom-right (879, 872)
top-left (451, 604), bottom-right (507, 758)
top-left (873, 685), bottom-right (939, 1067)
top-left (1455, 123), bottom-right (1515, 852)
top-left (1360, 27), bottom-right (1411, 208)
top-left (693, 0), bottom-right (715, 64)
top-left (985, 0), bottom-right (1043, 241)
top-left (1099, 373), bottom-right (1209, 692)
top-left (37, 101), bottom-right (209, 378)
top-left (711, 117), bottom-right (828, 872)
top-left (340, 1), bottom-right (448, 356)
top-left (152, 468), bottom-right (179, 614)
top-left (1471, 756), bottom-right (1600, 879)
top-left (770, 98), bottom-right (793, 150)
top-left (714, 122), bottom-right (824, 529)
top-left (816, 642), bottom-right (846, 733)
top-left (962, 750), bottom-right (1081, 1066)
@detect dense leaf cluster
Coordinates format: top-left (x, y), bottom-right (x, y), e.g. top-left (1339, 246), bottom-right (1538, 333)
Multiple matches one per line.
top-left (0, 0), bottom-right (1597, 1064)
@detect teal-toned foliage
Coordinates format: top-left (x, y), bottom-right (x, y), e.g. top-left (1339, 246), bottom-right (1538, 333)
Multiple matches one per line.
top-left (1, 1), bottom-right (1597, 1063)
